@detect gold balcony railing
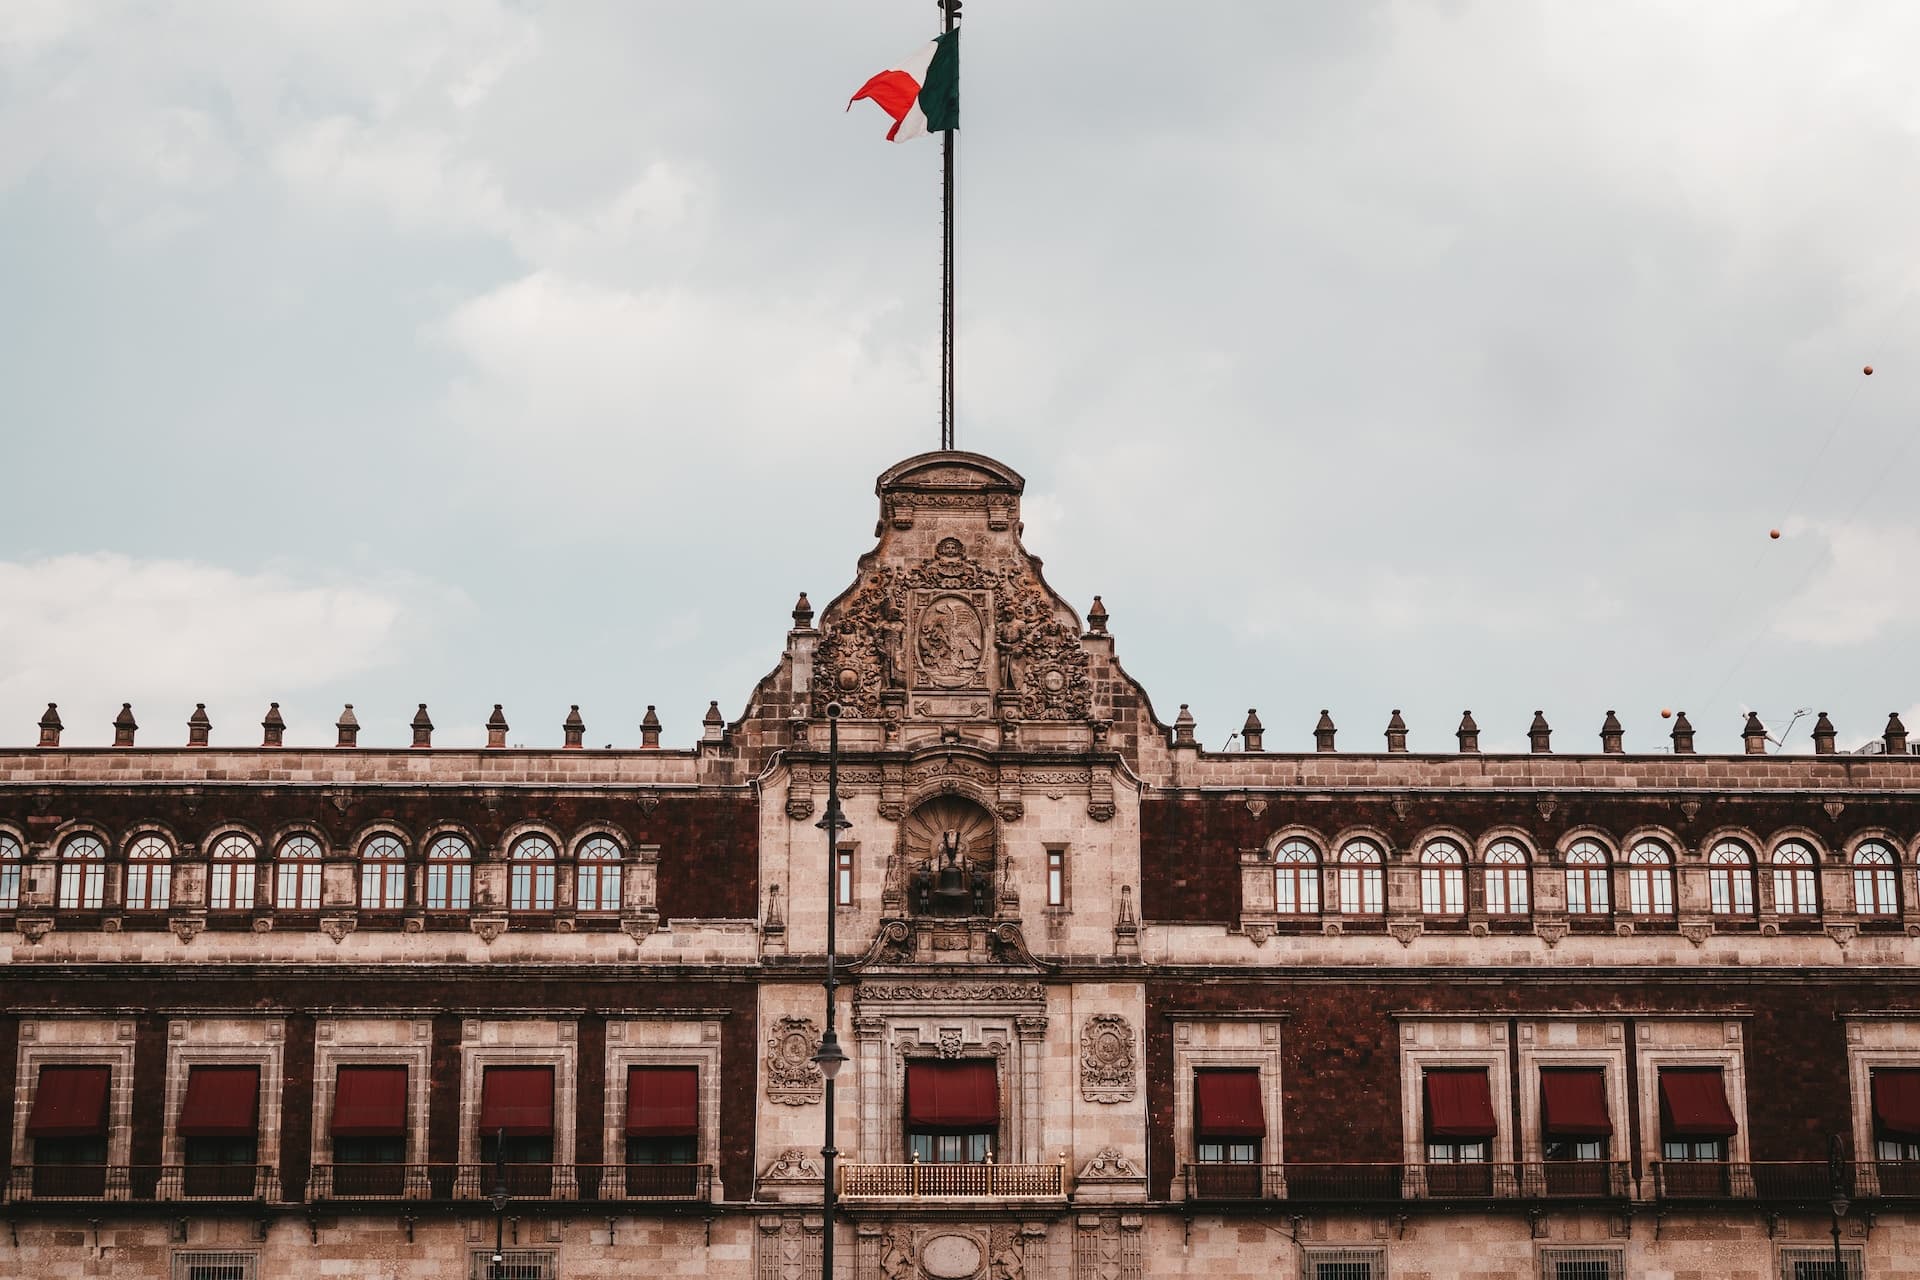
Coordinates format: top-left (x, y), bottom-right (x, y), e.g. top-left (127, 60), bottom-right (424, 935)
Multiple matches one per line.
top-left (839, 1156), bottom-right (1066, 1200)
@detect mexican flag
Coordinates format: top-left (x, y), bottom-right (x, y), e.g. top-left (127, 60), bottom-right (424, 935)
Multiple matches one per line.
top-left (848, 30), bottom-right (958, 142)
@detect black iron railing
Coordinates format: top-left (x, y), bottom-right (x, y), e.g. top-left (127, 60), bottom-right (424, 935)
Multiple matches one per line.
top-left (1183, 1161), bottom-right (1632, 1203)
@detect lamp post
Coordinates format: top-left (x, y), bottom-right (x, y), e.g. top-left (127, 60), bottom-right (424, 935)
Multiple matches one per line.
top-left (1828, 1133), bottom-right (1850, 1280)
top-left (489, 1127), bottom-right (508, 1280)
top-left (811, 702), bottom-right (850, 1279)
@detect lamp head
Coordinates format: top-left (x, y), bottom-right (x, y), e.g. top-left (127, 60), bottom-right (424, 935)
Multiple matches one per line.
top-left (826, 702), bottom-right (843, 720)
top-left (812, 1026), bottom-right (848, 1081)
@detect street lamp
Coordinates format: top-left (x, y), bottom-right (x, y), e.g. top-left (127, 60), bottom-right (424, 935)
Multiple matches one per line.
top-left (1827, 1133), bottom-right (1850, 1280)
top-left (812, 701), bottom-right (851, 1279)
top-left (489, 1127), bottom-right (508, 1280)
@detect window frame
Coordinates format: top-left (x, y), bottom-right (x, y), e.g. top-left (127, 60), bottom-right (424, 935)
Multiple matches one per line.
top-left (207, 833), bottom-right (258, 912)
top-left (1338, 839), bottom-right (1385, 916)
top-left (1770, 840), bottom-right (1820, 916)
top-left (574, 835), bottom-right (624, 916)
top-left (1398, 1023), bottom-right (1514, 1171)
top-left (840, 845), bottom-right (859, 908)
top-left (273, 834), bottom-right (325, 911)
top-left (1272, 839), bottom-right (1322, 916)
top-left (1634, 1029), bottom-right (1748, 1174)
top-left (1851, 840), bottom-right (1900, 917)
top-left (124, 833), bottom-right (175, 912)
top-left (1564, 840), bottom-right (1612, 917)
top-left (1045, 846), bottom-right (1066, 909)
top-left (357, 834), bottom-right (408, 911)
top-left (1483, 839), bottom-right (1531, 917)
top-left (57, 833), bottom-right (108, 911)
top-left (1708, 840), bottom-right (1756, 917)
top-left (1626, 839), bottom-right (1676, 917)
top-left (508, 835), bottom-right (559, 914)
top-left (424, 834), bottom-right (473, 912)
top-left (0, 830), bottom-right (22, 911)
top-left (1419, 840), bottom-right (1467, 917)
top-left (1172, 1018), bottom-right (1286, 1200)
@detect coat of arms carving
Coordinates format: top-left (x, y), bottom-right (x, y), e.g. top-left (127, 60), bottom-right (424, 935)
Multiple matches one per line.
top-left (765, 1016), bottom-right (824, 1105)
top-left (1080, 1014), bottom-right (1137, 1103)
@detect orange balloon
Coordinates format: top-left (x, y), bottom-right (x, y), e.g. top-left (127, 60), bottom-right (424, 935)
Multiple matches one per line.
top-left (1660, 708), bottom-right (1673, 719)
top-left (1864, 365), bottom-right (1874, 375)
top-left (1769, 528), bottom-right (1781, 539)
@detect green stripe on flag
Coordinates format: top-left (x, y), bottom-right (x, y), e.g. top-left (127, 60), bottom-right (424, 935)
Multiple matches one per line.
top-left (919, 29), bottom-right (959, 132)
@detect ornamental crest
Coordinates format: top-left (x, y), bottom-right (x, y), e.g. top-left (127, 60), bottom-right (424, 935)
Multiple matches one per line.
top-left (1080, 1014), bottom-right (1136, 1103)
top-left (765, 1016), bottom-right (824, 1105)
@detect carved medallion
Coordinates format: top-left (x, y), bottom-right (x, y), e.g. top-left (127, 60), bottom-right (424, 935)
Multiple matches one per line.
top-left (765, 1016), bottom-right (825, 1105)
top-left (1080, 1014), bottom-right (1137, 1103)
top-left (916, 594), bottom-right (987, 688)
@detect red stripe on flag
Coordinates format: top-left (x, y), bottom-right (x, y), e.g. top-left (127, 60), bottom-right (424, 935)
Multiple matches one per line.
top-left (849, 69), bottom-right (922, 141)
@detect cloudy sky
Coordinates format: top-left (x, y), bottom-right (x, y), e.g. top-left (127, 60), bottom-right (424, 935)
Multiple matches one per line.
top-left (2, 2), bottom-right (1916, 753)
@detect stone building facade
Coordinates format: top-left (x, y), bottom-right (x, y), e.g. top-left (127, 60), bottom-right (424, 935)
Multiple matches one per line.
top-left (2, 450), bottom-right (1919, 1280)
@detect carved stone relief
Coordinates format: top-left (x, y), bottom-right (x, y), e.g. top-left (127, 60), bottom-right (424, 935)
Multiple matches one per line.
top-left (1073, 1213), bottom-right (1142, 1280)
top-left (756, 1215), bottom-right (821, 1280)
top-left (1080, 1015), bottom-right (1137, 1103)
top-left (765, 1016), bottom-right (824, 1105)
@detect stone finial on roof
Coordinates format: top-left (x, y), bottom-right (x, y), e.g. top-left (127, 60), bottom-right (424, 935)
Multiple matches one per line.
top-left (1600, 710), bottom-right (1624, 754)
top-left (640, 705), bottom-right (662, 750)
top-left (1742, 712), bottom-right (1768, 755)
top-left (335, 704), bottom-right (360, 749)
top-left (113, 703), bottom-right (138, 748)
top-left (562, 705), bottom-right (585, 750)
top-left (1384, 709), bottom-right (1409, 753)
top-left (486, 704), bottom-right (509, 750)
top-left (411, 703), bottom-right (433, 749)
top-left (1456, 711), bottom-right (1480, 754)
top-left (1887, 712), bottom-right (1909, 755)
top-left (38, 703), bottom-right (62, 748)
top-left (1314, 710), bottom-right (1337, 753)
top-left (1670, 711), bottom-right (1695, 754)
top-left (1242, 709), bottom-right (1263, 753)
top-left (704, 700), bottom-right (726, 743)
top-left (188, 703), bottom-right (212, 748)
top-left (792, 593), bottom-right (814, 629)
top-left (1086, 595), bottom-right (1109, 635)
top-left (1172, 704), bottom-right (1197, 748)
top-left (1528, 711), bottom-right (1552, 754)
top-left (1811, 712), bottom-right (1836, 755)
top-left (261, 702), bottom-right (285, 748)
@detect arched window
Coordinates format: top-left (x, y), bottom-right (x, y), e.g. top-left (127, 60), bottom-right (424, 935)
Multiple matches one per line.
top-left (1771, 841), bottom-right (1819, 915)
top-left (1420, 841), bottom-right (1466, 916)
top-left (1565, 840), bottom-right (1610, 916)
top-left (359, 835), bottom-right (407, 910)
top-left (275, 834), bottom-right (324, 910)
top-left (1708, 841), bottom-right (1755, 916)
top-left (426, 835), bottom-right (472, 911)
top-left (1627, 840), bottom-right (1675, 916)
top-left (1339, 840), bottom-right (1385, 915)
top-left (1484, 840), bottom-right (1530, 916)
top-left (124, 834), bottom-right (173, 910)
top-left (510, 835), bottom-right (558, 912)
top-left (209, 834), bottom-right (258, 911)
top-left (1853, 841), bottom-right (1899, 916)
top-left (57, 835), bottom-right (107, 910)
top-left (1272, 839), bottom-right (1321, 915)
top-left (576, 836), bottom-right (624, 914)
top-left (1, 833), bottom-right (23, 911)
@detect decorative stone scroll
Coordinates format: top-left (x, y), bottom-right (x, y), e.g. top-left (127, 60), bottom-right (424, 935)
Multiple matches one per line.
top-left (857, 981), bottom-right (1046, 1004)
top-left (1080, 1015), bottom-right (1137, 1103)
top-left (765, 1017), bottom-right (824, 1105)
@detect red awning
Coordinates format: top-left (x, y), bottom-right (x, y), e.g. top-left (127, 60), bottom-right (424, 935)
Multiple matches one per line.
top-left (1424, 1068), bottom-right (1498, 1140)
top-left (479, 1066), bottom-right (554, 1138)
top-left (1540, 1068), bottom-right (1613, 1139)
top-left (1658, 1068), bottom-right (1739, 1139)
top-left (1194, 1069), bottom-right (1266, 1140)
top-left (26, 1065), bottom-right (110, 1138)
top-left (905, 1061), bottom-right (999, 1131)
top-left (626, 1066), bottom-right (699, 1138)
top-left (178, 1065), bottom-right (261, 1138)
top-left (331, 1065), bottom-right (408, 1138)
top-left (1873, 1069), bottom-right (1920, 1141)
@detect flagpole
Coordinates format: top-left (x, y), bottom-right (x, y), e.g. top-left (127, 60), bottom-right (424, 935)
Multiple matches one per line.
top-left (940, 0), bottom-right (959, 451)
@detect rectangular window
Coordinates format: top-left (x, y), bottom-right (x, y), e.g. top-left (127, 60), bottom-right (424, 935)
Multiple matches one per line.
top-left (478, 1064), bottom-right (555, 1191)
top-left (329, 1064), bottom-right (407, 1191)
top-left (468, 1251), bottom-right (556, 1280)
top-left (905, 1060), bottom-right (998, 1163)
top-left (1872, 1068), bottom-right (1920, 1166)
top-left (1047, 848), bottom-right (1066, 908)
top-left (1539, 1249), bottom-right (1624, 1280)
top-left (28, 1063), bottom-right (111, 1195)
top-left (837, 847), bottom-right (854, 907)
top-left (1539, 1067), bottom-right (1611, 1160)
top-left (625, 1065), bottom-right (699, 1186)
top-left (1779, 1246), bottom-right (1864, 1280)
top-left (1301, 1247), bottom-right (1384, 1280)
top-left (173, 1253), bottom-right (257, 1280)
top-left (178, 1064), bottom-right (261, 1194)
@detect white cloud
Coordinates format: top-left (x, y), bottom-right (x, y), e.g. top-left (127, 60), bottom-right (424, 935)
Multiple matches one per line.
top-left (0, 554), bottom-right (444, 746)
top-left (1773, 521), bottom-right (1920, 646)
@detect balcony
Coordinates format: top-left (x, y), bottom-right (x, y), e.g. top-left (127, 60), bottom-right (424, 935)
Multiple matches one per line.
top-left (839, 1159), bottom-right (1067, 1201)
top-left (1651, 1161), bottom-right (1850, 1204)
top-left (309, 1163), bottom-right (712, 1204)
top-left (4, 1166), bottom-right (280, 1204)
top-left (1183, 1161), bottom-right (1633, 1205)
